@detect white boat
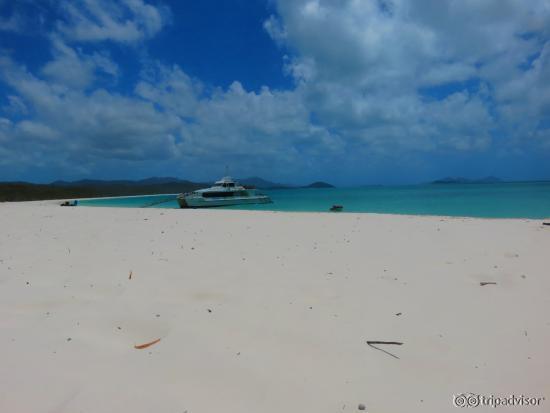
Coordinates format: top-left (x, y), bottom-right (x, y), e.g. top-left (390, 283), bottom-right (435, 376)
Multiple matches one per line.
top-left (177, 176), bottom-right (272, 208)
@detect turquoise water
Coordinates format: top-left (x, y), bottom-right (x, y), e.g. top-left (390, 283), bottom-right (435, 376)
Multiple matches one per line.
top-left (77, 182), bottom-right (550, 219)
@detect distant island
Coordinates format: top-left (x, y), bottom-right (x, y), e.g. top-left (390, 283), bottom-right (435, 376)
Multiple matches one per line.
top-left (432, 176), bottom-right (502, 184)
top-left (302, 181), bottom-right (334, 188)
top-left (0, 176), bottom-right (334, 202)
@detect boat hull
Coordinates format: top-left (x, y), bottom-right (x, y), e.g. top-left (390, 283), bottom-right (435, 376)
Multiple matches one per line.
top-left (177, 194), bottom-right (272, 208)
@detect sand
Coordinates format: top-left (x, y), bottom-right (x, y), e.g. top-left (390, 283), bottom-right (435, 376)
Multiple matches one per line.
top-left (0, 201), bottom-right (549, 412)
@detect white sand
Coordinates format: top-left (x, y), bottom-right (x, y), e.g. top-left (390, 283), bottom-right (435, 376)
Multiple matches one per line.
top-left (1, 202), bottom-right (549, 412)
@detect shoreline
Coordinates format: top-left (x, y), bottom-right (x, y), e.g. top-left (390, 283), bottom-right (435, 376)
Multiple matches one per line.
top-left (7, 199), bottom-right (549, 221)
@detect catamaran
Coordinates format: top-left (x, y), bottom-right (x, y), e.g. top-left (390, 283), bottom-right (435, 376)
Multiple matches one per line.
top-left (177, 176), bottom-right (272, 208)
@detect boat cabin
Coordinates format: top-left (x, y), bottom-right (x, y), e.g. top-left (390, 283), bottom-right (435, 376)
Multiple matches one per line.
top-left (193, 177), bottom-right (251, 198)
top-left (214, 176), bottom-right (237, 188)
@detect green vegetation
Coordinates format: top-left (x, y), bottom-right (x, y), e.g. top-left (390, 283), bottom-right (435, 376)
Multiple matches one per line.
top-left (0, 181), bottom-right (204, 202)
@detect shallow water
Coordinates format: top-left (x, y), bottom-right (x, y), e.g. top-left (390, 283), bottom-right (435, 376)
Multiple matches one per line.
top-left (77, 182), bottom-right (550, 219)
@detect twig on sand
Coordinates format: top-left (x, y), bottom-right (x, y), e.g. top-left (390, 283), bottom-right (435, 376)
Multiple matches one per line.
top-left (366, 341), bottom-right (403, 359)
top-left (480, 282), bottom-right (497, 286)
top-left (134, 338), bottom-right (161, 349)
top-left (128, 270), bottom-right (133, 280)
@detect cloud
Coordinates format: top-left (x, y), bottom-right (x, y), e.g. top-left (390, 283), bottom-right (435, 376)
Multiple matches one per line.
top-left (0, 0), bottom-right (549, 182)
top-left (0, 117), bottom-right (13, 142)
top-left (16, 120), bottom-right (60, 142)
top-left (135, 63), bottom-right (201, 118)
top-left (0, 12), bottom-right (23, 33)
top-left (267, 0), bottom-right (550, 155)
top-left (0, 49), bottom-right (342, 180)
top-left (57, 0), bottom-right (169, 43)
top-left (2, 95), bottom-right (28, 116)
top-left (0, 56), bottom-right (181, 165)
top-left (182, 81), bottom-right (339, 158)
top-left (263, 15), bottom-right (287, 47)
top-left (41, 37), bottom-right (119, 89)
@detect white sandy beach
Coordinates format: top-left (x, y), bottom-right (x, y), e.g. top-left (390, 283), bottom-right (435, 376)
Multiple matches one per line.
top-left (0, 202), bottom-right (549, 413)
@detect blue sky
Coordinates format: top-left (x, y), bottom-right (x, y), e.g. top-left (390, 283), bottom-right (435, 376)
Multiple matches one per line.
top-left (0, 0), bottom-right (549, 185)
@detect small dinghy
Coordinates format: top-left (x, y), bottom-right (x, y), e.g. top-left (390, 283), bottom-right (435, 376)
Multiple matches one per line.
top-left (329, 205), bottom-right (343, 212)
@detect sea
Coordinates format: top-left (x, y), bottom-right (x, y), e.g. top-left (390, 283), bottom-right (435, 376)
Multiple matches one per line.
top-left (77, 182), bottom-right (550, 219)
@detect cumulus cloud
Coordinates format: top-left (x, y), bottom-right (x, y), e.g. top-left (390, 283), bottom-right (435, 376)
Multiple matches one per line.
top-left (0, 56), bottom-right (181, 165)
top-left (0, 0), bottom-right (549, 181)
top-left (267, 0), bottom-right (550, 154)
top-left (181, 81), bottom-right (340, 160)
top-left (0, 49), bottom-right (342, 180)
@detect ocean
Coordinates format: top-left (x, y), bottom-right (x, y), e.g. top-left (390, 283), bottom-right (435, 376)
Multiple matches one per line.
top-left (77, 182), bottom-right (550, 219)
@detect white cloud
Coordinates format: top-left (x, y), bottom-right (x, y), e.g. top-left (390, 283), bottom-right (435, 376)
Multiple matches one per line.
top-left (0, 52), bottom-right (342, 180)
top-left (16, 120), bottom-right (60, 142)
top-left (41, 37), bottom-right (118, 89)
top-left (0, 56), bottom-right (181, 164)
top-left (185, 80), bottom-right (332, 155)
top-left (267, 0), bottom-right (550, 155)
top-left (57, 0), bottom-right (169, 43)
top-left (0, 0), bottom-right (549, 181)
top-left (135, 68), bottom-right (344, 177)
top-left (419, 62), bottom-right (477, 87)
top-left (263, 15), bottom-right (287, 46)
top-left (135, 63), bottom-right (201, 118)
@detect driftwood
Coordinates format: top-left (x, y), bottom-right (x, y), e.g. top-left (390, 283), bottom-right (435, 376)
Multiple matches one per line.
top-left (128, 270), bottom-right (133, 280)
top-left (543, 222), bottom-right (550, 226)
top-left (134, 338), bottom-right (161, 349)
top-left (366, 341), bottom-right (403, 359)
top-left (480, 282), bottom-right (497, 286)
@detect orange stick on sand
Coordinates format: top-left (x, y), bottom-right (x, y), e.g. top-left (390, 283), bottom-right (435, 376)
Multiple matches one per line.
top-left (134, 338), bottom-right (161, 349)
top-left (129, 270), bottom-right (133, 280)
